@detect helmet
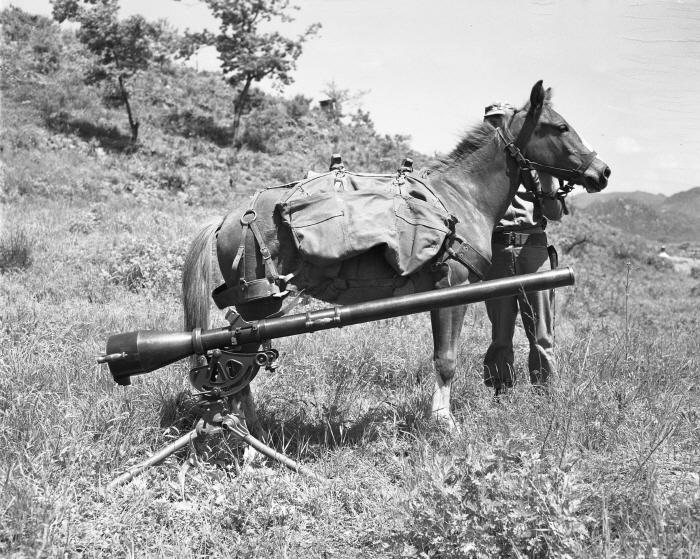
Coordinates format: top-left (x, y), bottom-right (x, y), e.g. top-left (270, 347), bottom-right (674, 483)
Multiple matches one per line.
top-left (484, 102), bottom-right (516, 118)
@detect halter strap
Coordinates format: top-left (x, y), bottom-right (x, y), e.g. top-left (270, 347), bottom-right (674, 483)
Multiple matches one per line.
top-left (497, 125), bottom-right (597, 184)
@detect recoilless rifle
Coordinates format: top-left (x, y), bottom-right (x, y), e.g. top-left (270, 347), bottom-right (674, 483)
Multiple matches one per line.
top-left (98, 267), bottom-right (575, 488)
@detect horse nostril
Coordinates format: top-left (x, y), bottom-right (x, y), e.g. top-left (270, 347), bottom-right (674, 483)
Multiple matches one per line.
top-left (603, 167), bottom-right (611, 178)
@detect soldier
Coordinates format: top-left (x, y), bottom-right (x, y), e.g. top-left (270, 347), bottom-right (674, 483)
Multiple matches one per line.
top-left (482, 102), bottom-right (564, 398)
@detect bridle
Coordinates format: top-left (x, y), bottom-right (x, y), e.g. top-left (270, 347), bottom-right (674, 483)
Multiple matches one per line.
top-left (496, 108), bottom-right (598, 213)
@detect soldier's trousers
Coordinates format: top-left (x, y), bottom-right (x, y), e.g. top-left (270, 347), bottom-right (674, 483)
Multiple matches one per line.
top-left (483, 242), bottom-right (555, 389)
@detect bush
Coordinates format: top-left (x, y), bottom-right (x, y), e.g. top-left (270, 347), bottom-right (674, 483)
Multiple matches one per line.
top-left (239, 102), bottom-right (295, 153)
top-left (0, 227), bottom-right (33, 272)
top-left (647, 255), bottom-right (675, 271)
top-left (68, 206), bottom-right (103, 234)
top-left (104, 238), bottom-right (187, 297)
top-left (390, 444), bottom-right (590, 558)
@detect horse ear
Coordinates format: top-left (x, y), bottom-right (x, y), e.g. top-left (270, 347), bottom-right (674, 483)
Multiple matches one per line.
top-left (528, 80), bottom-right (545, 119)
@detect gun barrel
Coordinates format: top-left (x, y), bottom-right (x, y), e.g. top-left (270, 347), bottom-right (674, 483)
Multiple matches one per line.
top-left (101, 267), bottom-right (574, 385)
top-left (241, 266), bottom-right (575, 344)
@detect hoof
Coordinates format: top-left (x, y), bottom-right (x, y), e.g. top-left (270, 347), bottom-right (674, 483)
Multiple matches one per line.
top-left (431, 409), bottom-right (458, 431)
top-left (493, 385), bottom-right (510, 404)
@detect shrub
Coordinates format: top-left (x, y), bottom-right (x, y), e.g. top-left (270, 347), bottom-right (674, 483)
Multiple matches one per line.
top-left (390, 445), bottom-right (590, 558)
top-left (0, 227), bottom-right (33, 272)
top-left (239, 102), bottom-right (295, 153)
top-left (690, 267), bottom-right (700, 280)
top-left (647, 255), bottom-right (675, 271)
top-left (68, 206), bottom-right (103, 234)
top-left (104, 238), bottom-right (187, 297)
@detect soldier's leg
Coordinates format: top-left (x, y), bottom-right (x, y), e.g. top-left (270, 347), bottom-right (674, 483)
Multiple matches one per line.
top-left (483, 244), bottom-right (518, 392)
top-left (515, 245), bottom-right (555, 385)
top-left (484, 295), bottom-right (519, 390)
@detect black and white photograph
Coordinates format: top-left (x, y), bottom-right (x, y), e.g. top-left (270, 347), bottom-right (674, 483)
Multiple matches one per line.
top-left (1, 0), bottom-right (699, 556)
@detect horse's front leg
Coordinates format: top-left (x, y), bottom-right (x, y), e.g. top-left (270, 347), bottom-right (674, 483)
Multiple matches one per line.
top-left (430, 304), bottom-right (468, 428)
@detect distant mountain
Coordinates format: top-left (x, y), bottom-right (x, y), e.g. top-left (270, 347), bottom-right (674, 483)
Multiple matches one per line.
top-left (660, 186), bottom-right (700, 218)
top-left (577, 188), bottom-right (700, 243)
top-left (572, 190), bottom-right (666, 210)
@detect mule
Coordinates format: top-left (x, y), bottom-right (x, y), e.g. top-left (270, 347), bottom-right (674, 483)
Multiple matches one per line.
top-left (182, 81), bottom-right (611, 435)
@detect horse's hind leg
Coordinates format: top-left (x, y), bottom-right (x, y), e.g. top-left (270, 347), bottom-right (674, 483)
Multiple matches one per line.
top-left (227, 387), bottom-right (266, 465)
top-left (227, 386), bottom-right (265, 441)
top-left (430, 305), bottom-right (468, 428)
top-left (239, 386), bottom-right (265, 441)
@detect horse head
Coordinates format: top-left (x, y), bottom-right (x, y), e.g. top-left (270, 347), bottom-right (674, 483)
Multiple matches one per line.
top-left (504, 80), bottom-right (611, 193)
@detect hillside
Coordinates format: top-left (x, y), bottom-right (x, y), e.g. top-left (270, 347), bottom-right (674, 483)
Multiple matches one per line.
top-left (0, 7), bottom-right (423, 206)
top-left (578, 196), bottom-right (700, 244)
top-left (662, 185), bottom-right (700, 218)
top-left (572, 190), bottom-right (666, 210)
top-left (574, 187), bottom-right (700, 245)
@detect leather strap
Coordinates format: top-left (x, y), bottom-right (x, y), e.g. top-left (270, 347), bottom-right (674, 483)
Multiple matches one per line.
top-left (231, 192), bottom-right (262, 283)
top-left (433, 231), bottom-right (491, 280)
top-left (231, 191), bottom-right (281, 287)
top-left (492, 232), bottom-right (548, 247)
top-left (497, 126), bottom-right (597, 184)
top-left (212, 278), bottom-right (281, 310)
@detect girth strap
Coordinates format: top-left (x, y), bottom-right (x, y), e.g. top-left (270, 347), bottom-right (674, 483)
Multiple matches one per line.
top-left (432, 231), bottom-right (491, 280)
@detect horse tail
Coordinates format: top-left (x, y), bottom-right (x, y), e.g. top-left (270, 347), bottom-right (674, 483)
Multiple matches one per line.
top-left (182, 217), bottom-right (225, 364)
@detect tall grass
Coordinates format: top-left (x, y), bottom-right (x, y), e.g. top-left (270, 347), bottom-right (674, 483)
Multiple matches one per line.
top-left (1, 198), bottom-right (698, 558)
top-left (0, 227), bottom-right (34, 272)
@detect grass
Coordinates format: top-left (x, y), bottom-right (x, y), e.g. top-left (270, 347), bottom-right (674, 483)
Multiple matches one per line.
top-left (1, 196), bottom-right (699, 558)
top-left (0, 227), bottom-right (34, 272)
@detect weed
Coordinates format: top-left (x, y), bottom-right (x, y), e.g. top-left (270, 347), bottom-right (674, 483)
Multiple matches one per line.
top-left (105, 237), bottom-right (187, 297)
top-left (392, 444), bottom-right (590, 558)
top-left (0, 227), bottom-right (33, 272)
top-left (68, 205), bottom-right (103, 234)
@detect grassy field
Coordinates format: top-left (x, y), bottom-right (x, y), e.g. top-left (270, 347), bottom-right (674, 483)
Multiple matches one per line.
top-left (2, 9), bottom-right (700, 556)
top-left (1, 193), bottom-right (699, 558)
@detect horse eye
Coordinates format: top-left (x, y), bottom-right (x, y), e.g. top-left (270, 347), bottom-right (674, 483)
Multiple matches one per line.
top-left (558, 124), bottom-right (569, 133)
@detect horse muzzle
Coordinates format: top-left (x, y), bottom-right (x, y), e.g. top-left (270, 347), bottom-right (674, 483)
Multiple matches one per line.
top-left (581, 157), bottom-right (611, 192)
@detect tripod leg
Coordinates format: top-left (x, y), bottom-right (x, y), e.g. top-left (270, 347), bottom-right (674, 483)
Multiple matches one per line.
top-left (221, 414), bottom-right (330, 485)
top-left (104, 429), bottom-right (201, 492)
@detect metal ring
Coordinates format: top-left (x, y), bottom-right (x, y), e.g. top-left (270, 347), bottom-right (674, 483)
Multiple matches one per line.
top-left (191, 328), bottom-right (204, 354)
top-left (240, 210), bottom-right (257, 225)
top-left (305, 311), bottom-right (313, 331)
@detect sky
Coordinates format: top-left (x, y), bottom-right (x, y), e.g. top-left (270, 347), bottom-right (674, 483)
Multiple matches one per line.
top-left (8, 0), bottom-right (700, 196)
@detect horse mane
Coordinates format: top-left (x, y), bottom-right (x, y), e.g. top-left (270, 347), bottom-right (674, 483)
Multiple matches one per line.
top-left (429, 121), bottom-right (496, 172)
top-left (424, 89), bottom-right (554, 175)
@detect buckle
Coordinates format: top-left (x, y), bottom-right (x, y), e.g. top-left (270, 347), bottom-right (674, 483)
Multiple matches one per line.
top-left (503, 232), bottom-right (517, 245)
